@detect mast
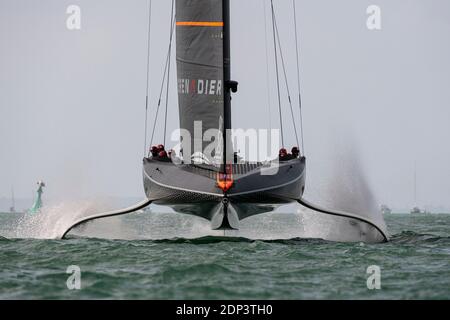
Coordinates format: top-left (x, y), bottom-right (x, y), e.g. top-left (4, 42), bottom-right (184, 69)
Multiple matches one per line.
top-left (10, 187), bottom-right (15, 213)
top-left (223, 0), bottom-right (231, 130)
top-left (223, 0), bottom-right (237, 167)
top-left (414, 163), bottom-right (417, 207)
top-left (223, 0), bottom-right (231, 167)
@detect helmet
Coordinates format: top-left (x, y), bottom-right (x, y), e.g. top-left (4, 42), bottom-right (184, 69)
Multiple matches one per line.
top-left (279, 148), bottom-right (288, 157)
top-left (158, 151), bottom-right (168, 158)
top-left (150, 146), bottom-right (159, 156)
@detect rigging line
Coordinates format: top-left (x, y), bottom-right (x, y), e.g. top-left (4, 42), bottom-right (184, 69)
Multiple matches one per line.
top-left (149, 41), bottom-right (169, 146)
top-left (144, 0), bottom-right (153, 157)
top-left (273, 12), bottom-right (300, 148)
top-left (270, 0), bottom-right (284, 148)
top-left (263, 0), bottom-right (272, 131)
top-left (292, 0), bottom-right (305, 155)
top-left (163, 0), bottom-right (175, 147)
top-left (149, 17), bottom-right (176, 146)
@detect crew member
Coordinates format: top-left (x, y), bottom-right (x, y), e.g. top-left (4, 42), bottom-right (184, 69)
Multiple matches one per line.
top-left (150, 146), bottom-right (159, 157)
top-left (291, 147), bottom-right (300, 158)
top-left (158, 150), bottom-right (171, 162)
top-left (279, 148), bottom-right (288, 161)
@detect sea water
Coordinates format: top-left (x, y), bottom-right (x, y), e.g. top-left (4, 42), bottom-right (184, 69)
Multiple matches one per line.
top-left (0, 210), bottom-right (449, 299)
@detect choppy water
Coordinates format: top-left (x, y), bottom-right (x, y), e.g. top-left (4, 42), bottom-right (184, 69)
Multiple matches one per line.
top-left (0, 210), bottom-right (449, 299)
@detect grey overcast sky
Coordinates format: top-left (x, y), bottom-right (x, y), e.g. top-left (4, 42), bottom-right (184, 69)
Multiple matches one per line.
top-left (1, 0), bottom-right (449, 211)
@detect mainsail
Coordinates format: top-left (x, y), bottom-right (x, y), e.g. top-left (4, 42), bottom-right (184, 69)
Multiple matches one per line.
top-left (176, 0), bottom-right (225, 166)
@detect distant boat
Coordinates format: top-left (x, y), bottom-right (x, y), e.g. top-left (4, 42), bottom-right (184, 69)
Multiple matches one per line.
top-left (410, 206), bottom-right (430, 215)
top-left (410, 165), bottom-right (429, 215)
top-left (380, 205), bottom-right (392, 215)
top-left (28, 181), bottom-right (45, 214)
top-left (9, 187), bottom-right (16, 213)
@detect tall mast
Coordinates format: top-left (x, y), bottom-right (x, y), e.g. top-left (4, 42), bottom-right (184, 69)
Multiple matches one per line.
top-left (223, 0), bottom-right (237, 167)
top-left (11, 187), bottom-right (15, 211)
top-left (414, 163), bottom-right (417, 206)
top-left (223, 0), bottom-right (231, 167)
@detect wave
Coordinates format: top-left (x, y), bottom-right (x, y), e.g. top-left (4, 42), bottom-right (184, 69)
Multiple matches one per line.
top-left (63, 235), bottom-right (332, 245)
top-left (149, 236), bottom-right (327, 245)
top-left (11, 200), bottom-right (115, 239)
top-left (152, 236), bottom-right (253, 244)
top-left (64, 232), bottom-right (450, 246)
top-left (390, 231), bottom-right (450, 244)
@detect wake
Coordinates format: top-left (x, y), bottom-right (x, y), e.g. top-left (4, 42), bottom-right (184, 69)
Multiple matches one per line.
top-left (11, 200), bottom-right (113, 239)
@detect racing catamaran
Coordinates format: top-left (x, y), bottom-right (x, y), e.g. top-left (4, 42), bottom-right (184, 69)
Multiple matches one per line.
top-left (9, 187), bottom-right (16, 213)
top-left (60, 0), bottom-right (388, 242)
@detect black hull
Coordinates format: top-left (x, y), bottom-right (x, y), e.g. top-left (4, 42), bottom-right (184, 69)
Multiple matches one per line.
top-left (143, 157), bottom-right (306, 229)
